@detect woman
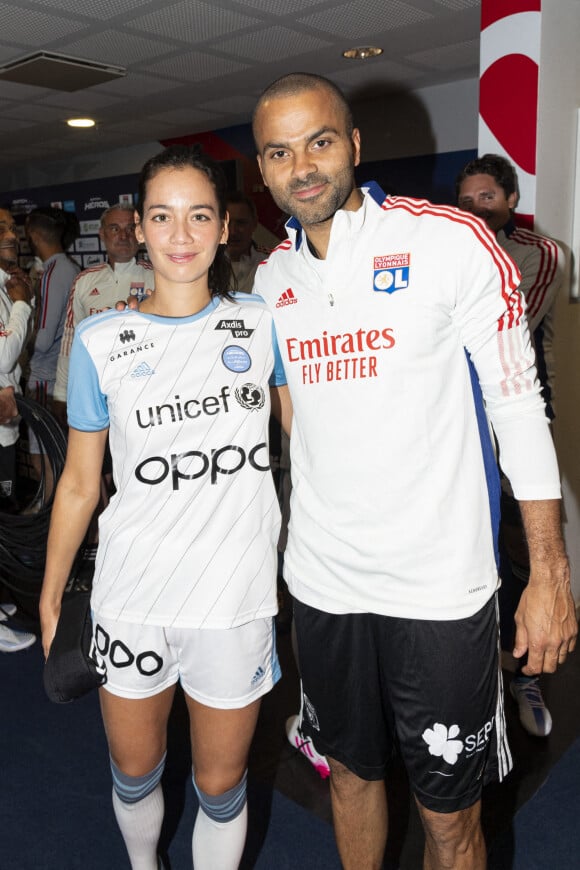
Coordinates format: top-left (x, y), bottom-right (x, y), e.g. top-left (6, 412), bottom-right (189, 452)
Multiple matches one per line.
top-left (40, 145), bottom-right (287, 870)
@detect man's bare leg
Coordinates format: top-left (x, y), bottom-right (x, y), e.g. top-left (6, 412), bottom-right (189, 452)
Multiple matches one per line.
top-left (328, 757), bottom-right (387, 870)
top-left (416, 798), bottom-right (486, 870)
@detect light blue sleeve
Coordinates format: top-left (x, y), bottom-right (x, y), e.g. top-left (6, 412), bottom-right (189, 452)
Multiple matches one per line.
top-left (67, 332), bottom-right (109, 431)
top-left (269, 319), bottom-right (287, 387)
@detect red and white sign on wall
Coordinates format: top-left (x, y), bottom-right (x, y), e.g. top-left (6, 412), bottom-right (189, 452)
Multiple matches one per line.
top-left (479, 0), bottom-right (542, 230)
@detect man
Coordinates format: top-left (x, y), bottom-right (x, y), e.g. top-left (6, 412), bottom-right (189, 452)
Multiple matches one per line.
top-left (456, 154), bottom-right (562, 417)
top-left (226, 191), bottom-right (269, 293)
top-left (253, 74), bottom-right (577, 870)
top-left (0, 207), bottom-right (36, 652)
top-left (52, 203), bottom-right (154, 419)
top-left (457, 154), bottom-right (565, 738)
top-left (24, 207), bottom-right (80, 491)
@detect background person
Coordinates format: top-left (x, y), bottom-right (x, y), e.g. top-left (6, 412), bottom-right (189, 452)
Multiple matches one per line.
top-left (52, 203), bottom-right (155, 425)
top-left (24, 207), bottom-right (80, 496)
top-left (0, 208), bottom-right (36, 652)
top-left (225, 191), bottom-right (269, 293)
top-left (456, 153), bottom-right (565, 738)
top-left (252, 73), bottom-right (576, 870)
top-left (40, 145), bottom-right (285, 870)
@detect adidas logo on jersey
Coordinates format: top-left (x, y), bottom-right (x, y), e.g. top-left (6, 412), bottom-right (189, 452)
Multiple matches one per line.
top-left (131, 362), bottom-right (155, 378)
top-left (251, 666), bottom-right (265, 685)
top-left (276, 288), bottom-right (298, 308)
top-left (89, 288), bottom-right (100, 296)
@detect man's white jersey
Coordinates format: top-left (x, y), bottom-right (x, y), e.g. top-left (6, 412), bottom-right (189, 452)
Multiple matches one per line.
top-left (68, 294), bottom-right (284, 629)
top-left (54, 259), bottom-right (155, 401)
top-left (254, 183), bottom-right (561, 621)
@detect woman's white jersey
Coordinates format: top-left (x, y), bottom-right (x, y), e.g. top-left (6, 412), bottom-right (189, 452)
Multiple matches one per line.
top-left (254, 183), bottom-right (561, 621)
top-left (68, 294), bottom-right (284, 629)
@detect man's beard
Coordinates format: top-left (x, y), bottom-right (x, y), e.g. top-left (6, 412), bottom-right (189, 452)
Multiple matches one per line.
top-left (278, 167), bottom-right (355, 227)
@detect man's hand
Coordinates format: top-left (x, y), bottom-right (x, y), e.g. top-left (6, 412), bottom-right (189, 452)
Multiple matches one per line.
top-left (513, 557), bottom-right (577, 675)
top-left (6, 268), bottom-right (33, 305)
top-left (0, 386), bottom-right (18, 424)
top-left (513, 499), bottom-right (578, 674)
top-left (115, 295), bottom-right (140, 311)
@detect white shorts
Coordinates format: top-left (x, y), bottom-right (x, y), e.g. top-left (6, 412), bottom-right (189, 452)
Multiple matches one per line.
top-left (92, 613), bottom-right (281, 708)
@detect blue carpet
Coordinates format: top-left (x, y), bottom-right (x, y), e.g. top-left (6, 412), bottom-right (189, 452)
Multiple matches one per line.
top-left (4, 641), bottom-right (578, 869)
top-left (0, 642), bottom-right (340, 869)
top-left (488, 736), bottom-right (580, 870)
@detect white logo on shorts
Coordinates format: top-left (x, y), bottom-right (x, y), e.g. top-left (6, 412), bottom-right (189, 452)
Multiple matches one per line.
top-left (422, 722), bottom-right (464, 765)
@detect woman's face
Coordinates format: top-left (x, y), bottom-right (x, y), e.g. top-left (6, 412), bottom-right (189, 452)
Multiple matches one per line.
top-left (135, 165), bottom-right (228, 291)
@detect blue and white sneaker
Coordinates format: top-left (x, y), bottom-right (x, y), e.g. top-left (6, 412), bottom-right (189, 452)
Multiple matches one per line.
top-left (510, 676), bottom-right (552, 737)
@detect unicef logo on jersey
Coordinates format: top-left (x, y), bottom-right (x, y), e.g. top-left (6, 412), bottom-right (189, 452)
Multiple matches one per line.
top-left (222, 345), bottom-right (251, 373)
top-left (235, 383), bottom-right (265, 411)
top-left (373, 253), bottom-right (410, 294)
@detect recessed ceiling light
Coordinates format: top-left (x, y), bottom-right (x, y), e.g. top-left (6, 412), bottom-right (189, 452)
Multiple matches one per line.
top-left (67, 118), bottom-right (96, 128)
top-left (342, 46), bottom-right (383, 60)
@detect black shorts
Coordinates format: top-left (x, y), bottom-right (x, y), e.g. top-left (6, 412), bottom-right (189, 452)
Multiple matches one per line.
top-left (293, 596), bottom-right (511, 813)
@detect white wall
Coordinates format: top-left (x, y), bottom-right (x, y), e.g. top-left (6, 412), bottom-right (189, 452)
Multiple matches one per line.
top-left (535, 0), bottom-right (580, 600)
top-left (4, 141), bottom-right (161, 191)
top-left (3, 77), bottom-right (480, 193)
top-left (354, 77), bottom-right (478, 161)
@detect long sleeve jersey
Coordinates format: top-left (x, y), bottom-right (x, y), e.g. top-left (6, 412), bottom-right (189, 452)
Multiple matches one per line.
top-left (254, 183), bottom-right (560, 621)
top-left (28, 252), bottom-right (80, 383)
top-left (0, 273), bottom-right (32, 446)
top-left (497, 222), bottom-right (564, 416)
top-left (53, 259), bottom-right (155, 401)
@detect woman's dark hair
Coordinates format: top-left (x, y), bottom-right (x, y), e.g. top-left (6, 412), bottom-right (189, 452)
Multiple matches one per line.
top-left (26, 206), bottom-right (80, 250)
top-left (137, 144), bottom-right (233, 298)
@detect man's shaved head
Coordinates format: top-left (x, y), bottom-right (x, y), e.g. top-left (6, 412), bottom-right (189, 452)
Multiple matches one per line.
top-left (252, 72), bottom-right (353, 145)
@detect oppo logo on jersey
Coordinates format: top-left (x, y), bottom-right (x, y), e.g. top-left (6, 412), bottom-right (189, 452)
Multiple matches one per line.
top-left (135, 442), bottom-right (269, 489)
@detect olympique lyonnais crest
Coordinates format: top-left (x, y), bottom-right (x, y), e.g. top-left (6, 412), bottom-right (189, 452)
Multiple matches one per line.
top-left (373, 253), bottom-right (410, 294)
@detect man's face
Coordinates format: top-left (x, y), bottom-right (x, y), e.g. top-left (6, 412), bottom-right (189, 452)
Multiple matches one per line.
top-left (226, 202), bottom-right (257, 262)
top-left (254, 86), bottom-right (360, 228)
top-left (0, 209), bottom-right (18, 270)
top-left (99, 208), bottom-right (139, 263)
top-left (457, 173), bottom-right (517, 234)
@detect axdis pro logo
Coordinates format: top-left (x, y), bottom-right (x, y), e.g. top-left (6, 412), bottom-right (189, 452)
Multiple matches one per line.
top-left (373, 253), bottom-right (410, 294)
top-left (135, 442), bottom-right (269, 490)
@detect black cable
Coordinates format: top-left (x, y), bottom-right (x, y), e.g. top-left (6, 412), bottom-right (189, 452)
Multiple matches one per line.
top-left (0, 395), bottom-right (68, 598)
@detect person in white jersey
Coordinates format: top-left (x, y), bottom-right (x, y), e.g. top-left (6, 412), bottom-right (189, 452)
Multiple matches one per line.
top-left (457, 153), bottom-right (565, 740)
top-left (40, 145), bottom-right (286, 870)
top-left (252, 73), bottom-right (577, 870)
top-left (52, 203), bottom-right (155, 426)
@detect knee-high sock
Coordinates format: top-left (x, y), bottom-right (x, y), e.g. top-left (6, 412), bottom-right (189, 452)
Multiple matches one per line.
top-left (112, 783), bottom-right (164, 870)
top-left (192, 801), bottom-right (248, 869)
